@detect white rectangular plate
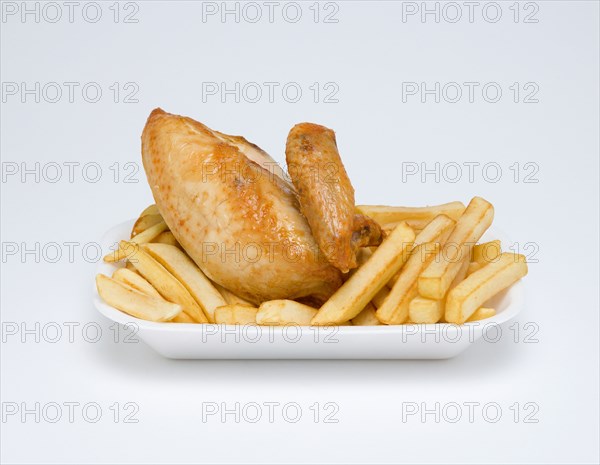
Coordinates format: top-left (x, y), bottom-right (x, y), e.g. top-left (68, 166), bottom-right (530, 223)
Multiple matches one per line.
top-left (93, 220), bottom-right (524, 359)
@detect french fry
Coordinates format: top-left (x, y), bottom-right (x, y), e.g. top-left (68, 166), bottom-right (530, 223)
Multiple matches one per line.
top-left (129, 220), bottom-right (167, 242)
top-left (467, 261), bottom-right (483, 276)
top-left (382, 224), bottom-right (422, 236)
top-left (375, 279), bottom-right (417, 325)
top-left (406, 237), bottom-right (481, 326)
top-left (381, 225), bottom-right (396, 236)
top-left (371, 286), bottom-right (390, 308)
top-left (152, 231), bottom-right (182, 249)
top-left (467, 307), bottom-right (496, 322)
top-left (141, 243), bottom-right (226, 323)
top-left (387, 215), bottom-right (456, 287)
top-left (445, 253), bottom-right (528, 324)
top-left (96, 274), bottom-right (182, 322)
top-left (172, 311), bottom-right (196, 323)
top-left (452, 255), bottom-right (471, 286)
top-left (104, 221), bottom-right (168, 263)
top-left (348, 248), bottom-right (373, 279)
top-left (472, 240), bottom-right (501, 264)
top-left (357, 201), bottom-right (465, 225)
top-left (351, 302), bottom-right (381, 326)
top-left (409, 255), bottom-right (470, 324)
top-left (215, 305), bottom-right (258, 325)
top-left (357, 248), bottom-right (373, 265)
top-left (418, 197), bottom-right (494, 299)
top-left (376, 215), bottom-right (454, 324)
top-left (112, 267), bottom-right (163, 299)
top-left (212, 282), bottom-right (255, 306)
top-left (257, 300), bottom-right (317, 326)
top-left (131, 214), bottom-right (163, 237)
top-left (118, 241), bottom-right (208, 323)
top-left (383, 219), bottom-right (444, 231)
top-left (139, 204), bottom-right (159, 217)
top-left (408, 296), bottom-right (443, 324)
top-left (385, 217), bottom-right (468, 325)
top-left (311, 222), bottom-right (415, 326)
top-left (99, 197), bottom-right (520, 330)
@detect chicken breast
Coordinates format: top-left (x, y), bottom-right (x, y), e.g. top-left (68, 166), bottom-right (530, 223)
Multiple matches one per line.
top-left (141, 109), bottom-right (342, 304)
top-left (285, 123), bottom-right (382, 273)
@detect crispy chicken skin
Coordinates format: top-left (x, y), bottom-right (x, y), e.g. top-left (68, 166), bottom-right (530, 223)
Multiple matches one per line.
top-left (141, 109), bottom-right (342, 304)
top-left (285, 123), bottom-right (382, 273)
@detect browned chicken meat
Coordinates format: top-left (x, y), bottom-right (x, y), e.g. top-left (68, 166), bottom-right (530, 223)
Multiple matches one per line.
top-left (141, 109), bottom-right (342, 304)
top-left (285, 123), bottom-right (383, 273)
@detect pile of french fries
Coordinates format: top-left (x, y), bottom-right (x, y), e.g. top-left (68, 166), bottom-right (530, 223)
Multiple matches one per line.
top-left (96, 197), bottom-right (527, 326)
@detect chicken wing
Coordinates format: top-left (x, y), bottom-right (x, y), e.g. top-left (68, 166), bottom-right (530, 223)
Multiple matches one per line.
top-left (141, 109), bottom-right (342, 304)
top-left (285, 123), bottom-right (382, 273)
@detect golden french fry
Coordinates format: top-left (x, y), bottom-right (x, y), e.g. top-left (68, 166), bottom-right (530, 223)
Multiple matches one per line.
top-left (376, 281), bottom-right (419, 325)
top-left (357, 248), bottom-right (373, 265)
top-left (96, 274), bottom-right (182, 322)
top-left (409, 255), bottom-right (471, 324)
top-left (408, 296), bottom-right (443, 324)
top-left (119, 241), bottom-right (208, 323)
top-left (256, 300), bottom-right (317, 326)
top-left (357, 201), bottom-right (465, 225)
top-left (212, 282), bottom-right (255, 306)
top-left (378, 283), bottom-right (418, 325)
top-left (311, 222), bottom-right (415, 326)
top-left (467, 261), bottom-right (483, 276)
top-left (371, 286), bottom-right (390, 308)
top-left (140, 204), bottom-right (159, 217)
top-left (418, 197), bottom-right (494, 299)
top-left (388, 217), bottom-right (471, 325)
top-left (467, 307), bottom-right (496, 322)
top-left (141, 243), bottom-right (226, 323)
top-left (351, 303), bottom-right (381, 326)
top-left (112, 267), bottom-right (163, 299)
top-left (472, 240), bottom-right (501, 264)
top-left (104, 221), bottom-right (168, 263)
top-left (172, 311), bottom-right (196, 323)
top-left (376, 215), bottom-right (454, 324)
top-left (348, 248), bottom-right (373, 279)
top-left (131, 214), bottom-right (163, 237)
top-left (152, 231), bottom-right (182, 249)
top-left (382, 225), bottom-right (422, 237)
top-left (446, 253), bottom-right (528, 324)
top-left (387, 215), bottom-right (456, 287)
top-left (452, 256), bottom-right (471, 286)
top-left (381, 225), bottom-right (393, 236)
top-left (383, 219), bottom-right (446, 231)
top-left (128, 220), bottom-right (167, 243)
top-left (215, 305), bottom-right (258, 325)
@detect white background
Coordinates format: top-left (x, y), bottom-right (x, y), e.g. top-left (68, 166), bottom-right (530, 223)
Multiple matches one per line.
top-left (1, 1), bottom-right (599, 463)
